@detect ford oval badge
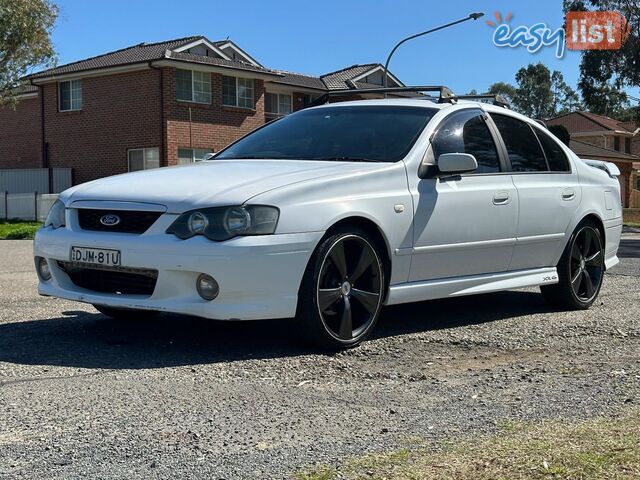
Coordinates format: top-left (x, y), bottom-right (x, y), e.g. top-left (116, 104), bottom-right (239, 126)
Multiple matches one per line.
top-left (100, 214), bottom-right (121, 226)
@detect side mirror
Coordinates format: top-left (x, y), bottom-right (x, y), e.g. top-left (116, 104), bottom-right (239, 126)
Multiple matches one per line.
top-left (437, 153), bottom-right (478, 175)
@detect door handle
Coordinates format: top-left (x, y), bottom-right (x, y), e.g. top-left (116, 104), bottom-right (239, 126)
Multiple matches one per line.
top-left (493, 192), bottom-right (511, 205)
top-left (562, 189), bottom-right (575, 201)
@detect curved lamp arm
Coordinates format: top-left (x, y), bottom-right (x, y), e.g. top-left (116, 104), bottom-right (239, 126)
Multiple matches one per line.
top-left (383, 12), bottom-right (484, 91)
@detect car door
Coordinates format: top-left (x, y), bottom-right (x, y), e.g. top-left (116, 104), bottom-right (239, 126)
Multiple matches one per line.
top-left (408, 108), bottom-right (518, 282)
top-left (489, 113), bottom-right (581, 270)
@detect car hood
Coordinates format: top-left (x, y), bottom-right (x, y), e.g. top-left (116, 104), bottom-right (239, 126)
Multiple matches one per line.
top-left (64, 159), bottom-right (387, 212)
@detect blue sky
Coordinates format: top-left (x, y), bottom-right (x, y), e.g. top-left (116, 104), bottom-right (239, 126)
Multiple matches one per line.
top-left (50, 0), bottom-right (637, 98)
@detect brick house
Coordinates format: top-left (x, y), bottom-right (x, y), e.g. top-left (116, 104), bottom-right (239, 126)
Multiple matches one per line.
top-left (0, 36), bottom-right (404, 186)
top-left (546, 111), bottom-right (640, 207)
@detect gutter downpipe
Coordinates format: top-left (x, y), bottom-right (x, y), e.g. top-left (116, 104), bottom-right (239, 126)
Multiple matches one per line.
top-left (150, 63), bottom-right (166, 167)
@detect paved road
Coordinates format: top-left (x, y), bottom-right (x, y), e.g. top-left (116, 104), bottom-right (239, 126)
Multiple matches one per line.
top-left (0, 239), bottom-right (638, 479)
top-left (619, 238), bottom-right (640, 259)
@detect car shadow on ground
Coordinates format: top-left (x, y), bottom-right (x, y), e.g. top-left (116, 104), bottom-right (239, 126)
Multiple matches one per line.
top-left (0, 290), bottom-right (552, 370)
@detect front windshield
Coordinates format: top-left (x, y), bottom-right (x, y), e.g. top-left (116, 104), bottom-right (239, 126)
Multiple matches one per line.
top-left (215, 105), bottom-right (437, 162)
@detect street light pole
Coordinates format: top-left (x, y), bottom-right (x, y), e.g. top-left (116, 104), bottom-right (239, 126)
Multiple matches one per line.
top-left (382, 12), bottom-right (484, 92)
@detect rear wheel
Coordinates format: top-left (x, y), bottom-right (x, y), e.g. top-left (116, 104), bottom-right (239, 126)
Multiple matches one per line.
top-left (297, 227), bottom-right (385, 349)
top-left (93, 305), bottom-right (158, 320)
top-left (541, 220), bottom-right (604, 310)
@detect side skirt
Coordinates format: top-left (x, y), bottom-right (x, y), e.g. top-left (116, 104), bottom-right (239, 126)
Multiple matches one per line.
top-left (386, 267), bottom-right (558, 306)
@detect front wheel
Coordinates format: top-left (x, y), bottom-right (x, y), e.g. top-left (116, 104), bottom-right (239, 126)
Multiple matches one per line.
top-left (297, 227), bottom-right (385, 349)
top-left (541, 220), bottom-right (604, 310)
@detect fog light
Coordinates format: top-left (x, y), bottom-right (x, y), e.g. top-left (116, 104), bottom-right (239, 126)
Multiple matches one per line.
top-left (196, 273), bottom-right (219, 301)
top-left (35, 256), bottom-right (52, 282)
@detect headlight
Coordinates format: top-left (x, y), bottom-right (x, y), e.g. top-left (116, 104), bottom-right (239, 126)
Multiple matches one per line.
top-left (167, 205), bottom-right (279, 241)
top-left (44, 199), bottom-right (66, 229)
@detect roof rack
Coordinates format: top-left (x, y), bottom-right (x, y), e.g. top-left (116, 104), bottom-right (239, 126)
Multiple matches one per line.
top-left (452, 94), bottom-right (510, 108)
top-left (310, 85), bottom-right (456, 107)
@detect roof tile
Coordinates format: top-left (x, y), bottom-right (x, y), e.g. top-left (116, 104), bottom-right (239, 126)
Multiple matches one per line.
top-left (26, 37), bottom-right (402, 96)
top-left (28, 36), bottom-right (202, 79)
top-left (320, 63), bottom-right (380, 89)
top-left (570, 138), bottom-right (640, 161)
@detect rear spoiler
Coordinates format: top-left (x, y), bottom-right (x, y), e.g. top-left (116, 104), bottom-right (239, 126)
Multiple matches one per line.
top-left (582, 159), bottom-right (621, 178)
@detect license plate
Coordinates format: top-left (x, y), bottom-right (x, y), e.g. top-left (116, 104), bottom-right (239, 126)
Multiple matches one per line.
top-left (70, 247), bottom-right (121, 267)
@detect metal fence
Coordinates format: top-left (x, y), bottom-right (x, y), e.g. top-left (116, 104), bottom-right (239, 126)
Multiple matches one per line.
top-left (0, 192), bottom-right (58, 222)
top-left (0, 168), bottom-right (72, 194)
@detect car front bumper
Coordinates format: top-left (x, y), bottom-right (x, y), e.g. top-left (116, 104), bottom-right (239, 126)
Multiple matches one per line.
top-left (34, 225), bottom-right (323, 320)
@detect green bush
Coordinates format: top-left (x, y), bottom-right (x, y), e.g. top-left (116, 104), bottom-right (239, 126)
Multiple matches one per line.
top-left (0, 222), bottom-right (41, 240)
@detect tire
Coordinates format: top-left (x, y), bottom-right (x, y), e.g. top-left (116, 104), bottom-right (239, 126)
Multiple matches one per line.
top-left (93, 305), bottom-right (158, 320)
top-left (297, 226), bottom-right (386, 349)
top-left (541, 219), bottom-right (605, 310)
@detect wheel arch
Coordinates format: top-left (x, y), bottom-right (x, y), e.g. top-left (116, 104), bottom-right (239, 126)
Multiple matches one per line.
top-left (322, 216), bottom-right (393, 301)
top-left (578, 212), bottom-right (606, 246)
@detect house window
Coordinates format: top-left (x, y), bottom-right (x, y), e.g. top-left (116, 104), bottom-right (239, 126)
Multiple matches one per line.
top-left (614, 136), bottom-right (620, 151)
top-left (176, 69), bottom-right (211, 104)
top-left (59, 80), bottom-right (82, 111)
top-left (128, 148), bottom-right (160, 172)
top-left (177, 148), bottom-right (213, 165)
top-left (222, 76), bottom-right (254, 108)
top-left (625, 137), bottom-right (631, 153)
top-left (265, 93), bottom-right (292, 120)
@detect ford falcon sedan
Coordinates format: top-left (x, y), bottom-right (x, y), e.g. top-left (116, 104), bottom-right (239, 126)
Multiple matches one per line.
top-left (35, 96), bottom-right (622, 348)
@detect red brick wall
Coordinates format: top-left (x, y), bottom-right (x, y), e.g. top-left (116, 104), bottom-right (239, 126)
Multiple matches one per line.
top-left (43, 68), bottom-right (163, 185)
top-left (162, 68), bottom-right (265, 164)
top-left (611, 160), bottom-right (635, 208)
top-left (631, 137), bottom-right (640, 157)
top-left (0, 96), bottom-right (42, 168)
top-left (292, 91), bottom-right (308, 112)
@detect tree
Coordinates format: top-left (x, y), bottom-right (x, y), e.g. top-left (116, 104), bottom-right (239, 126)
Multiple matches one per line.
top-left (489, 65), bottom-right (582, 119)
top-left (0, 0), bottom-right (58, 107)
top-left (548, 124), bottom-right (571, 146)
top-left (581, 83), bottom-right (631, 118)
top-left (513, 63), bottom-right (555, 119)
top-left (564, 0), bottom-right (640, 121)
top-left (551, 71), bottom-right (582, 115)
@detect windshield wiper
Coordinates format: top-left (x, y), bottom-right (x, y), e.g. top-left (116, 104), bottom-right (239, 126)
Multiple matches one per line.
top-left (311, 156), bottom-right (380, 163)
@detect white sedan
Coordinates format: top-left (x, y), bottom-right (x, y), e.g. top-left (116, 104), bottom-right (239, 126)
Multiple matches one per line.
top-left (34, 98), bottom-right (622, 348)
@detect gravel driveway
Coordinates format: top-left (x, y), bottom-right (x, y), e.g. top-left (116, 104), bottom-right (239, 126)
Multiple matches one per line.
top-left (1, 239), bottom-right (638, 479)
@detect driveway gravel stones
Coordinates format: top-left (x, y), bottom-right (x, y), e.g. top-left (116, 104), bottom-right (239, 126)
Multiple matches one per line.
top-left (0, 239), bottom-right (638, 479)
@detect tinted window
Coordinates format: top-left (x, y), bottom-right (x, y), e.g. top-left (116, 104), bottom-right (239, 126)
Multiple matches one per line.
top-left (492, 114), bottom-right (548, 172)
top-left (534, 128), bottom-right (570, 172)
top-left (432, 110), bottom-right (500, 173)
top-left (215, 106), bottom-right (437, 162)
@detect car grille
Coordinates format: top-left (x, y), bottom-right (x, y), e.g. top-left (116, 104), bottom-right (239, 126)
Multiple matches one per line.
top-left (57, 262), bottom-right (158, 296)
top-left (77, 209), bottom-right (162, 234)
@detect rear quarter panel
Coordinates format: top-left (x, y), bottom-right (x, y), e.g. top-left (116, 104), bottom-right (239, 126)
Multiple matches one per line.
top-left (570, 156), bottom-right (622, 266)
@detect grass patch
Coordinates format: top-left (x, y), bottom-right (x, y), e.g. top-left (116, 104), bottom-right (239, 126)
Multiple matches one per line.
top-left (296, 408), bottom-right (640, 480)
top-left (0, 220), bottom-right (41, 240)
top-left (624, 222), bottom-right (640, 228)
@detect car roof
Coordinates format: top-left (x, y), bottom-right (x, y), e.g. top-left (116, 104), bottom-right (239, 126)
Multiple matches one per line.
top-left (308, 98), bottom-right (543, 127)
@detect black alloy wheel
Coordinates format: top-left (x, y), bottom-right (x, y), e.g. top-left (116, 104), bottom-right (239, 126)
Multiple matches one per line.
top-left (541, 220), bottom-right (604, 310)
top-left (298, 228), bottom-right (385, 349)
top-left (569, 226), bottom-right (604, 302)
